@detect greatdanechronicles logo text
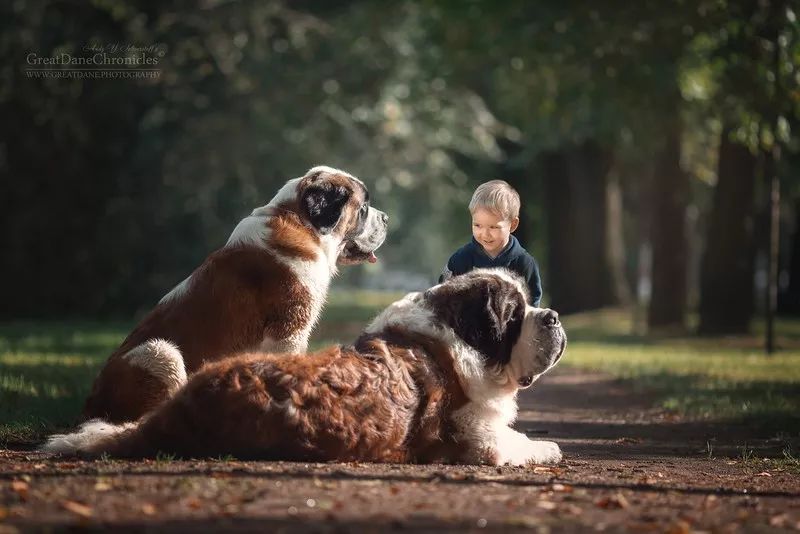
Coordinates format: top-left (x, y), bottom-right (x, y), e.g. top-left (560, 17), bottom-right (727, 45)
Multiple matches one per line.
top-left (25, 42), bottom-right (166, 80)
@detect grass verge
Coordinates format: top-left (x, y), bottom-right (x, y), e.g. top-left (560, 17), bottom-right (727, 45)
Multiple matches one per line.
top-left (562, 309), bottom-right (800, 428)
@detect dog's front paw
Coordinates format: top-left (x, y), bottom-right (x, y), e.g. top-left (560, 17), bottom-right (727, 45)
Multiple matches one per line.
top-left (522, 440), bottom-right (562, 465)
top-left (496, 432), bottom-right (562, 466)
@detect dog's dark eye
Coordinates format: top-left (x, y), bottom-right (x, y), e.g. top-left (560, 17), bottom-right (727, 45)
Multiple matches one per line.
top-left (360, 204), bottom-right (368, 215)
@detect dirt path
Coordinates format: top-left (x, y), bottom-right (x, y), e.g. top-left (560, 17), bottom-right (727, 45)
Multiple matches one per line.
top-left (1, 368), bottom-right (799, 532)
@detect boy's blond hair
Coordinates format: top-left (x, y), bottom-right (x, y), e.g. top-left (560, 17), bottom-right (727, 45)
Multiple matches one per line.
top-left (468, 180), bottom-right (520, 220)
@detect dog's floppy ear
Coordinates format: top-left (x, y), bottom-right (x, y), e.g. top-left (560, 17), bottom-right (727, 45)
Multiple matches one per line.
top-left (425, 274), bottom-right (525, 365)
top-left (301, 181), bottom-right (351, 234)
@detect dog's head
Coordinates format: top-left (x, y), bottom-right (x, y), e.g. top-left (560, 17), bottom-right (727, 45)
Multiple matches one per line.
top-left (423, 268), bottom-right (566, 389)
top-left (275, 166), bottom-right (387, 264)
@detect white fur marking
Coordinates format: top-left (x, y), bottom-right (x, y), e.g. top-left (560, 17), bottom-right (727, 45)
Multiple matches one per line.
top-left (495, 427), bottom-right (562, 465)
top-left (159, 274), bottom-right (193, 304)
top-left (121, 339), bottom-right (187, 395)
top-left (226, 213), bottom-right (272, 249)
top-left (306, 165), bottom-right (355, 180)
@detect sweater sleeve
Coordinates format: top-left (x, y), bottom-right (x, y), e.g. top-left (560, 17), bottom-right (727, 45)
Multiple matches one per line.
top-left (438, 259), bottom-right (453, 284)
top-left (438, 248), bottom-right (471, 284)
top-left (522, 256), bottom-right (543, 307)
top-left (438, 254), bottom-right (457, 284)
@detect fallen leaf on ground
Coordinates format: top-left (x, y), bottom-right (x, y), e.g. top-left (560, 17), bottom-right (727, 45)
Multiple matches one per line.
top-left (551, 483), bottom-right (573, 493)
top-left (532, 466), bottom-right (555, 474)
top-left (94, 480), bottom-right (112, 491)
top-left (141, 503), bottom-right (157, 516)
top-left (769, 514), bottom-right (788, 528)
top-left (736, 510), bottom-right (750, 521)
top-left (755, 472), bottom-right (772, 477)
top-left (10, 481), bottom-right (28, 500)
top-left (665, 520), bottom-right (690, 534)
top-left (61, 500), bottom-right (92, 518)
top-left (537, 501), bottom-right (557, 510)
top-left (595, 493), bottom-right (629, 509)
top-left (626, 521), bottom-right (660, 532)
top-left (184, 498), bottom-right (203, 510)
top-left (314, 499), bottom-right (335, 511)
top-left (505, 515), bottom-right (538, 528)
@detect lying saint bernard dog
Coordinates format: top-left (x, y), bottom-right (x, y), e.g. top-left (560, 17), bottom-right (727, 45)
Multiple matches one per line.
top-left (82, 166), bottom-right (387, 424)
top-left (44, 269), bottom-right (565, 466)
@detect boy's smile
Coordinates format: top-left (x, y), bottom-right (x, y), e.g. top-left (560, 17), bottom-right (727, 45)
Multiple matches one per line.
top-left (471, 207), bottom-right (520, 258)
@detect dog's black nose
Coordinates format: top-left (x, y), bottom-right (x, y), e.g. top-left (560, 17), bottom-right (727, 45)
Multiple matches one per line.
top-left (540, 309), bottom-right (560, 328)
top-left (380, 212), bottom-right (388, 223)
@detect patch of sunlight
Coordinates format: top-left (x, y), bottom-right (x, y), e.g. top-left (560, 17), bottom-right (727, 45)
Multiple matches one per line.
top-left (0, 375), bottom-right (73, 399)
top-left (565, 341), bottom-right (800, 384)
top-left (0, 352), bottom-right (100, 367)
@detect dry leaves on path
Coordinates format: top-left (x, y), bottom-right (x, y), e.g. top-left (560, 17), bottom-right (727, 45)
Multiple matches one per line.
top-left (60, 500), bottom-right (92, 519)
top-left (9, 481), bottom-right (28, 497)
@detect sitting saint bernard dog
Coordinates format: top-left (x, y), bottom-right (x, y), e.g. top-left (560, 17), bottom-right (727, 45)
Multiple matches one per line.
top-left (44, 269), bottom-right (565, 466)
top-left (82, 166), bottom-right (388, 424)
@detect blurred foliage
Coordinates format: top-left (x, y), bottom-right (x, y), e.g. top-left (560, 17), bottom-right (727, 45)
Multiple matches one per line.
top-left (0, 0), bottom-right (798, 318)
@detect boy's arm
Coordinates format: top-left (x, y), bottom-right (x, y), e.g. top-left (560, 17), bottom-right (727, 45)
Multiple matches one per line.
top-left (438, 255), bottom-right (457, 284)
top-left (438, 251), bottom-right (468, 284)
top-left (523, 256), bottom-right (543, 307)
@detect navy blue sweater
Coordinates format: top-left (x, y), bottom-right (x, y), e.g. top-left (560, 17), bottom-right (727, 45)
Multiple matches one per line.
top-left (438, 235), bottom-right (543, 306)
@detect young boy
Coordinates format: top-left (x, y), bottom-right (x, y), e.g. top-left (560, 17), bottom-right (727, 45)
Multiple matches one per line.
top-left (439, 180), bottom-right (543, 306)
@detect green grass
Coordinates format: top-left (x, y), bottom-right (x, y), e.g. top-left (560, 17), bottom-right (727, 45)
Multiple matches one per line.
top-left (562, 309), bottom-right (800, 426)
top-left (0, 321), bottom-right (132, 445)
top-left (2, 303), bottom-right (799, 445)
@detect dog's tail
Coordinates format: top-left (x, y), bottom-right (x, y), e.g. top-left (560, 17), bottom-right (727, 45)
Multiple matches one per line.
top-left (40, 419), bottom-right (139, 455)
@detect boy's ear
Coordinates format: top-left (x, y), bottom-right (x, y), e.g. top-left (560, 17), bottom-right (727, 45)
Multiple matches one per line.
top-left (510, 217), bottom-right (520, 233)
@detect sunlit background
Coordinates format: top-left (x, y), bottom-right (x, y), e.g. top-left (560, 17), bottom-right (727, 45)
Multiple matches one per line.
top-left (2, 1), bottom-right (798, 326)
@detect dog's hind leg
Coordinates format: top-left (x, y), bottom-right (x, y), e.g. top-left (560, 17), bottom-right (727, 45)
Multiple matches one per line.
top-left (82, 338), bottom-right (187, 423)
top-left (121, 338), bottom-right (187, 396)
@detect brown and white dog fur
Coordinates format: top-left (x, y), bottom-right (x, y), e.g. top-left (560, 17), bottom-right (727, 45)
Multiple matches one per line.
top-left (44, 269), bottom-right (565, 466)
top-left (82, 166), bottom-right (388, 424)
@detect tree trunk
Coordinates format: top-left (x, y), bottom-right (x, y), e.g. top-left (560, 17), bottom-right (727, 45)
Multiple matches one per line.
top-left (495, 138), bottom-right (532, 249)
top-left (542, 140), bottom-right (618, 314)
top-left (698, 127), bottom-right (757, 333)
top-left (647, 120), bottom-right (689, 329)
top-left (778, 200), bottom-right (800, 315)
top-left (606, 172), bottom-right (633, 306)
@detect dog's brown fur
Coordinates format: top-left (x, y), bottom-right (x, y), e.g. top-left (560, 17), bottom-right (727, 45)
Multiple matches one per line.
top-left (81, 331), bottom-right (469, 463)
top-left (44, 270), bottom-right (567, 466)
top-left (83, 168), bottom-right (385, 423)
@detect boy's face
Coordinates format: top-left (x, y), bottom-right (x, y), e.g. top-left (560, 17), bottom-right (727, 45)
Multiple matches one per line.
top-left (471, 207), bottom-right (519, 258)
